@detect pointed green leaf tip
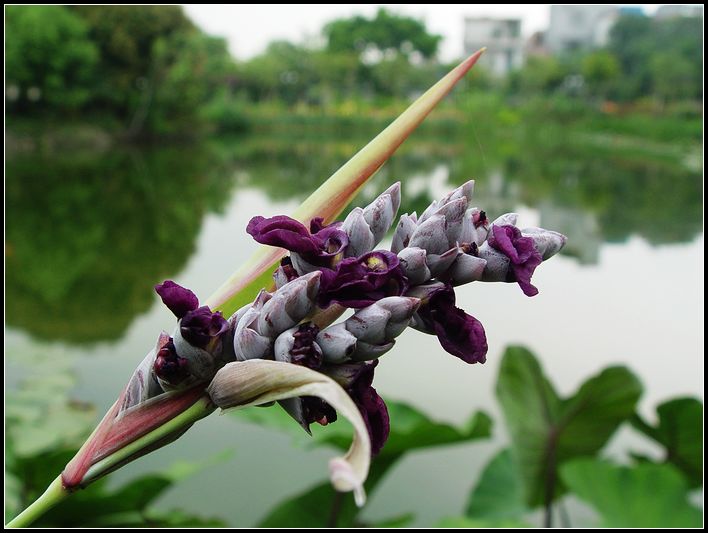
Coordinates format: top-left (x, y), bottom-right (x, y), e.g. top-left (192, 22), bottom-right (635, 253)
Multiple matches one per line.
top-left (205, 49), bottom-right (486, 317)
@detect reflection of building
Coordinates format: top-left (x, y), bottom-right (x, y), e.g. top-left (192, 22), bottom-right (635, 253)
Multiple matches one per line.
top-left (539, 203), bottom-right (601, 265)
top-left (655, 5), bottom-right (704, 19)
top-left (463, 17), bottom-right (523, 76)
top-left (546, 5), bottom-right (619, 54)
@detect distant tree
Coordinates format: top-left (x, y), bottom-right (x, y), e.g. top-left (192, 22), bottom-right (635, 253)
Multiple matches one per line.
top-left (650, 53), bottom-right (697, 104)
top-left (72, 6), bottom-right (195, 121)
top-left (5, 6), bottom-right (98, 112)
top-left (581, 50), bottom-right (620, 100)
top-left (608, 14), bottom-right (702, 101)
top-left (510, 56), bottom-right (568, 94)
top-left (324, 8), bottom-right (442, 61)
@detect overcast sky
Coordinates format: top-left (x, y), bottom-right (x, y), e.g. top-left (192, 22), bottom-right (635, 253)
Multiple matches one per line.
top-left (183, 4), bottom-right (664, 61)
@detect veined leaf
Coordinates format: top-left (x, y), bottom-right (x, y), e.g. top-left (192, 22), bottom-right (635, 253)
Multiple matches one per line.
top-left (495, 346), bottom-right (642, 507)
top-left (205, 49), bottom-right (486, 317)
top-left (630, 397), bottom-right (703, 488)
top-left (560, 459), bottom-right (702, 528)
top-left (465, 449), bottom-right (528, 522)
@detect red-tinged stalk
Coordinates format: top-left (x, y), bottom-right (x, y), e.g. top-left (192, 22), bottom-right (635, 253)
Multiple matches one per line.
top-left (6, 48), bottom-right (485, 528)
top-left (62, 386), bottom-right (209, 489)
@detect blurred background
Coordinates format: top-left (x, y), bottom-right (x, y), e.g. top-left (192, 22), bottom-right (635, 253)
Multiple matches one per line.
top-left (5, 4), bottom-right (703, 527)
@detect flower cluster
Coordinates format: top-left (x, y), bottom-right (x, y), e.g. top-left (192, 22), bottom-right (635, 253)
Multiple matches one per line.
top-left (129, 180), bottom-right (566, 461)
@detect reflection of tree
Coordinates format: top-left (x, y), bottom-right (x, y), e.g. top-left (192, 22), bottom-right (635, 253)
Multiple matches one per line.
top-left (6, 145), bottom-right (233, 344)
top-left (6, 126), bottom-right (701, 343)
top-left (233, 128), bottom-right (702, 249)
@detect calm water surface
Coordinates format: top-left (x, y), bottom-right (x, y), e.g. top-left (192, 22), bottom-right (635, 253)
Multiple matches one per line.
top-left (5, 128), bottom-right (703, 526)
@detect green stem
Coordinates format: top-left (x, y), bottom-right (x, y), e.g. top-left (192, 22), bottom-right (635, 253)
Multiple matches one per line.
top-left (6, 476), bottom-right (67, 528)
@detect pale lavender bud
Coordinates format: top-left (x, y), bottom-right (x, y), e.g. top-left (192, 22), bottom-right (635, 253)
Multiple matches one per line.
top-left (257, 272), bottom-right (321, 338)
top-left (434, 197), bottom-right (468, 247)
top-left (362, 182), bottom-right (401, 244)
top-left (172, 327), bottom-right (218, 380)
top-left (419, 180), bottom-right (475, 223)
top-left (319, 297), bottom-right (419, 362)
top-left (342, 207), bottom-right (375, 258)
top-left (373, 296), bottom-right (420, 339)
top-left (418, 200), bottom-right (440, 224)
top-left (121, 344), bottom-right (163, 410)
top-left (440, 180), bottom-right (475, 205)
top-left (397, 246), bottom-right (431, 285)
top-left (290, 253), bottom-right (320, 276)
top-left (349, 341), bottom-right (395, 361)
top-left (317, 323), bottom-right (357, 364)
top-left (233, 305), bottom-right (272, 361)
top-left (491, 212), bottom-right (518, 228)
top-left (409, 214), bottom-right (449, 255)
top-left (477, 242), bottom-right (510, 283)
top-left (445, 252), bottom-right (487, 285)
top-left (391, 212), bottom-right (418, 254)
top-left (273, 260), bottom-right (299, 289)
top-left (344, 305), bottom-right (391, 345)
top-left (458, 208), bottom-right (489, 246)
top-left (426, 247), bottom-right (460, 277)
top-left (521, 227), bottom-right (567, 260)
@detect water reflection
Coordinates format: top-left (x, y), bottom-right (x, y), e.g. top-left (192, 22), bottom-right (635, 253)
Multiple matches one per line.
top-left (6, 146), bottom-right (234, 343)
top-left (5, 128), bottom-right (701, 344)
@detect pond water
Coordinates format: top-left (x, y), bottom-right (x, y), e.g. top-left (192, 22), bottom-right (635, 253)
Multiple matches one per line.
top-left (5, 124), bottom-right (703, 526)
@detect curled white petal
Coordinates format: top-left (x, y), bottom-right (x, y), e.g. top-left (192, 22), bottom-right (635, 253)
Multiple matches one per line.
top-left (207, 360), bottom-right (371, 505)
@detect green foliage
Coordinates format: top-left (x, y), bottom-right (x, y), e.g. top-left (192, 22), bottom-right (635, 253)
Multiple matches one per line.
top-left (465, 449), bottom-right (528, 522)
top-left (5, 6), bottom-right (99, 111)
top-left (324, 8), bottom-right (441, 60)
top-left (581, 51), bottom-right (620, 98)
top-left (560, 459), bottom-right (702, 527)
top-left (239, 401), bottom-right (492, 527)
top-left (437, 516), bottom-right (531, 528)
top-left (6, 5), bottom-right (242, 137)
top-left (608, 14), bottom-right (702, 101)
top-left (630, 397), bottom-right (703, 487)
top-left (495, 346), bottom-right (642, 506)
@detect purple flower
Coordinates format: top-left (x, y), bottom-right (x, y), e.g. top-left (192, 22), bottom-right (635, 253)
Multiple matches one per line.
top-left (246, 215), bottom-right (348, 268)
top-left (155, 280), bottom-right (199, 319)
top-left (488, 225), bottom-right (543, 297)
top-left (153, 336), bottom-right (189, 385)
top-left (414, 284), bottom-right (488, 364)
top-left (155, 280), bottom-right (228, 350)
top-left (321, 360), bottom-right (390, 455)
top-left (288, 324), bottom-right (323, 370)
top-left (318, 251), bottom-right (409, 309)
top-left (181, 306), bottom-right (229, 350)
top-left (346, 361), bottom-right (390, 456)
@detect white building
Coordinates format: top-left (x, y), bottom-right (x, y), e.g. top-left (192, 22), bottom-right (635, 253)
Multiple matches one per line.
top-left (546, 5), bottom-right (619, 54)
top-left (463, 17), bottom-right (523, 76)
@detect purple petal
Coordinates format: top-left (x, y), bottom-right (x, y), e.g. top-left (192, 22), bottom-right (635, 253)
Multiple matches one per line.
top-left (311, 223), bottom-right (349, 259)
top-left (153, 336), bottom-right (189, 385)
top-left (344, 360), bottom-right (390, 455)
top-left (318, 251), bottom-right (408, 308)
top-left (489, 225), bottom-right (543, 297)
top-left (357, 385), bottom-right (390, 456)
top-left (246, 215), bottom-right (320, 255)
top-left (417, 285), bottom-right (488, 364)
top-left (180, 306), bottom-right (229, 349)
top-left (155, 280), bottom-right (199, 319)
